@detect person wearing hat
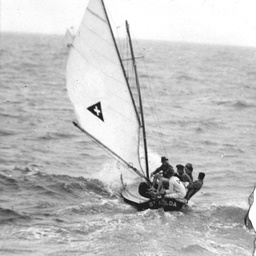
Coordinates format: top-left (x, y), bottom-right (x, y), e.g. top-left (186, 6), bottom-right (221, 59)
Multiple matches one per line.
top-left (175, 164), bottom-right (192, 187)
top-left (150, 156), bottom-right (174, 191)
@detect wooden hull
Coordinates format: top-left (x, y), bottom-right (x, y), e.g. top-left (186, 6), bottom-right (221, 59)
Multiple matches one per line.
top-left (121, 182), bottom-right (185, 211)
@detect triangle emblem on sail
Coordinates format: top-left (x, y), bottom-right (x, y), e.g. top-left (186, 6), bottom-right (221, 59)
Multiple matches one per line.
top-left (87, 102), bottom-right (104, 122)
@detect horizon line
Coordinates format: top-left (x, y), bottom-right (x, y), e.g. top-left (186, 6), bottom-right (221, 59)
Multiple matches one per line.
top-left (1, 30), bottom-right (256, 49)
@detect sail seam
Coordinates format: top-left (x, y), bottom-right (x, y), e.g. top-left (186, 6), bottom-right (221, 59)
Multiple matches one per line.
top-left (72, 37), bottom-right (124, 82)
top-left (80, 21), bottom-right (112, 47)
top-left (87, 8), bottom-right (107, 24)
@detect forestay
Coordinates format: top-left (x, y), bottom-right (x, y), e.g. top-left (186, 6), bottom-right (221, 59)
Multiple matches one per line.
top-left (66, 0), bottom-right (143, 172)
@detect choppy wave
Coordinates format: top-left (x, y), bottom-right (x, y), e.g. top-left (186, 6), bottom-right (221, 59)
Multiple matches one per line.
top-left (233, 100), bottom-right (255, 109)
top-left (0, 165), bottom-right (254, 255)
top-left (180, 244), bottom-right (213, 256)
top-left (0, 165), bottom-right (250, 222)
top-left (213, 99), bottom-right (255, 109)
top-left (0, 207), bottom-right (31, 223)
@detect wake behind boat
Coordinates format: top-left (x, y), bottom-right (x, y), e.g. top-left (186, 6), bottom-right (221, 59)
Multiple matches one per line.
top-left (66, 0), bottom-right (202, 211)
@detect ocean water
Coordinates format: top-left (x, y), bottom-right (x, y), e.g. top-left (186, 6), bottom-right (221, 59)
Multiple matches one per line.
top-left (0, 33), bottom-right (256, 256)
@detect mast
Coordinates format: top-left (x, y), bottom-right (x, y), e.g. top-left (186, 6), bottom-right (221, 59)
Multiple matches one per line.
top-left (125, 21), bottom-right (149, 179)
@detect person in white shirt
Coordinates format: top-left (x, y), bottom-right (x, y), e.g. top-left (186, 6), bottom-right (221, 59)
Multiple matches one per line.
top-left (163, 168), bottom-right (186, 201)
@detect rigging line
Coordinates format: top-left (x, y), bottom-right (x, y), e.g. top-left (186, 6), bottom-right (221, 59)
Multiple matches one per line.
top-left (142, 60), bottom-right (168, 157)
top-left (131, 38), bottom-right (168, 156)
top-left (126, 21), bottom-right (149, 179)
top-left (125, 59), bottom-right (146, 175)
top-left (114, 27), bottom-right (126, 67)
top-left (121, 38), bottom-right (146, 175)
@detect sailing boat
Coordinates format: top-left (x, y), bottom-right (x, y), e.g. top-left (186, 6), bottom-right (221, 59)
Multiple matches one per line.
top-left (66, 0), bottom-right (186, 211)
top-left (64, 27), bottom-right (75, 48)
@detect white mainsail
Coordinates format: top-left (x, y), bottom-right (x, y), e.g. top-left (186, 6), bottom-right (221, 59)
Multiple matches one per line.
top-left (66, 0), bottom-right (143, 172)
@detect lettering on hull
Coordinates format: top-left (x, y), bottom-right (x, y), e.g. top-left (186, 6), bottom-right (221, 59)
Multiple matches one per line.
top-left (149, 199), bottom-right (178, 208)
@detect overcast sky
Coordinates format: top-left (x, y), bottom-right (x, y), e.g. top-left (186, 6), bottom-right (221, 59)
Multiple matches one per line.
top-left (1, 0), bottom-right (256, 47)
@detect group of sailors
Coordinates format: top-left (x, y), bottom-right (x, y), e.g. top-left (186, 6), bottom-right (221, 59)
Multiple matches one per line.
top-left (149, 156), bottom-right (205, 202)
